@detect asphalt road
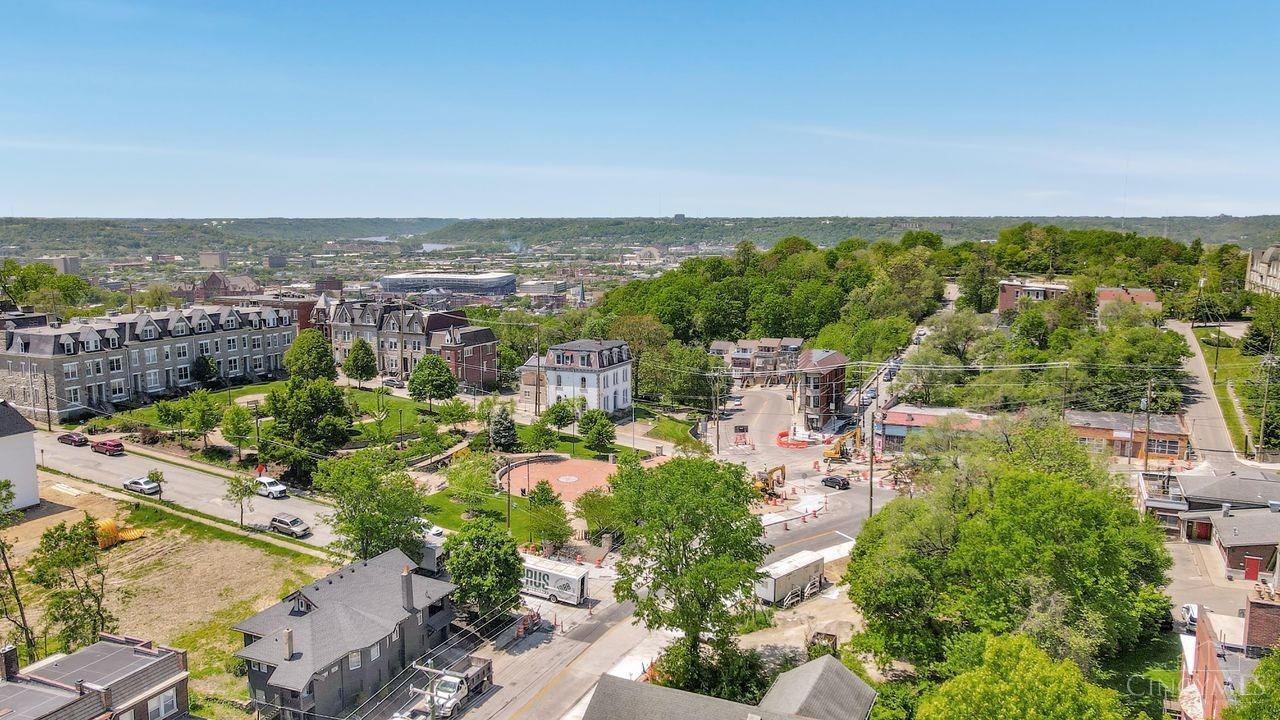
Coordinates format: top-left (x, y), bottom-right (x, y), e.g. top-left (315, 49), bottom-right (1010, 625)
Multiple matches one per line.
top-left (34, 431), bottom-right (337, 546)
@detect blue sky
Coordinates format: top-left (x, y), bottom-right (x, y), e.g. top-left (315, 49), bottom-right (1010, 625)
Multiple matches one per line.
top-left (2, 1), bottom-right (1278, 217)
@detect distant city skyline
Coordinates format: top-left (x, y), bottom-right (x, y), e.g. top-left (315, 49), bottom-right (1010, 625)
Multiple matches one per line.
top-left (3, 1), bottom-right (1278, 218)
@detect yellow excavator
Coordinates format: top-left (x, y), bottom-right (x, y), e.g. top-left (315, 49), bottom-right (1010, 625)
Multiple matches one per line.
top-left (754, 465), bottom-right (786, 498)
top-left (823, 427), bottom-right (861, 462)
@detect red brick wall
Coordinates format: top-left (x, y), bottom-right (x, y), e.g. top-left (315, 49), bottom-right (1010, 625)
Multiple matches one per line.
top-left (1245, 594), bottom-right (1280, 651)
top-left (1192, 609), bottom-right (1231, 720)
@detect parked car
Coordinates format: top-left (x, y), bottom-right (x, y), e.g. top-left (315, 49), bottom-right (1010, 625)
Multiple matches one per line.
top-left (57, 432), bottom-right (89, 446)
top-left (255, 476), bottom-right (288, 499)
top-left (122, 476), bottom-right (161, 495)
top-left (732, 397), bottom-right (743, 407)
top-left (270, 513), bottom-right (311, 537)
top-left (820, 475), bottom-right (850, 490)
top-left (417, 518), bottom-right (445, 537)
top-left (91, 439), bottom-right (125, 456)
top-left (1180, 603), bottom-right (1200, 632)
top-left (382, 377), bottom-right (406, 389)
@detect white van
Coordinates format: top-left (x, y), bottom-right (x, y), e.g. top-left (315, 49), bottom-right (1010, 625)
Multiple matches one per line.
top-left (256, 476), bottom-right (287, 499)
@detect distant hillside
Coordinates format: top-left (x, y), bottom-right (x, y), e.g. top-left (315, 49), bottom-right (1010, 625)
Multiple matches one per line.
top-left (0, 217), bottom-right (456, 257)
top-left (417, 216), bottom-right (1280, 248)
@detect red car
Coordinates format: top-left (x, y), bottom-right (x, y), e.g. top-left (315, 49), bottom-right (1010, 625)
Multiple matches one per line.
top-left (57, 432), bottom-right (89, 446)
top-left (90, 439), bottom-right (125, 456)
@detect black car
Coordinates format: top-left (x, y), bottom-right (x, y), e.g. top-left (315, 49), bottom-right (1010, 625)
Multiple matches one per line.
top-left (57, 432), bottom-right (89, 446)
top-left (820, 475), bottom-right (850, 490)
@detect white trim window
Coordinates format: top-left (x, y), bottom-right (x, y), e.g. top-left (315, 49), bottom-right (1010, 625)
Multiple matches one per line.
top-left (348, 651), bottom-right (361, 670)
top-left (370, 643), bottom-right (380, 661)
top-left (146, 688), bottom-right (177, 720)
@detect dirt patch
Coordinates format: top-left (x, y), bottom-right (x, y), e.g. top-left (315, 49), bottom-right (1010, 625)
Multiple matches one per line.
top-left (234, 393), bottom-right (269, 408)
top-left (739, 584), bottom-right (861, 654)
top-left (13, 475), bottom-right (122, 560)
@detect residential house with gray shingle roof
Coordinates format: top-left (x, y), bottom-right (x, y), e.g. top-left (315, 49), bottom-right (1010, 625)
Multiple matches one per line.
top-left (234, 550), bottom-right (454, 720)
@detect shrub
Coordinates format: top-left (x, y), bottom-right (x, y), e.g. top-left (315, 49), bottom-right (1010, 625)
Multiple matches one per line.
top-left (137, 427), bottom-right (162, 445)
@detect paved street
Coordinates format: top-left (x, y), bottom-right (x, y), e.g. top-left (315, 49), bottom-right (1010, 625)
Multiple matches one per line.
top-left (33, 431), bottom-right (337, 546)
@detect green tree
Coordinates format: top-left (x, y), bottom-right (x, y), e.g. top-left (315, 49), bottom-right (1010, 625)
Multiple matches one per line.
top-left (191, 354), bottom-right (219, 386)
top-left (313, 448), bottom-right (428, 560)
top-left (489, 405), bottom-right (519, 451)
top-left (284, 328), bottom-right (338, 382)
top-left (527, 493), bottom-right (572, 551)
top-left (527, 479), bottom-right (559, 508)
top-left (261, 377), bottom-right (354, 483)
top-left (436, 398), bottom-right (473, 431)
top-left (583, 416), bottom-right (616, 452)
top-left (183, 388), bottom-right (222, 449)
top-left (1226, 645), bottom-right (1280, 719)
top-left (343, 337), bottom-right (378, 388)
top-left (223, 474), bottom-right (257, 528)
top-left (154, 399), bottom-right (185, 433)
top-left (220, 402), bottom-right (254, 460)
top-left (137, 284), bottom-right (173, 309)
top-left (0, 481), bottom-right (36, 658)
top-left (446, 452), bottom-right (495, 517)
top-left (541, 399), bottom-right (576, 431)
top-left (523, 420), bottom-right (558, 453)
top-left (917, 635), bottom-right (1127, 720)
top-left (612, 457), bottom-right (768, 657)
top-left (443, 516), bottom-right (523, 615)
top-left (956, 249), bottom-right (1000, 314)
top-left (28, 516), bottom-right (118, 652)
top-left (408, 355), bottom-right (458, 410)
top-left (573, 486), bottom-right (621, 540)
top-left (147, 468), bottom-right (166, 502)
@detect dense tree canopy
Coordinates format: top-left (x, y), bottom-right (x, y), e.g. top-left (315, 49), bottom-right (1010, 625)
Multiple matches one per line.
top-left (313, 448), bottom-right (428, 560)
top-left (284, 328), bottom-right (338, 382)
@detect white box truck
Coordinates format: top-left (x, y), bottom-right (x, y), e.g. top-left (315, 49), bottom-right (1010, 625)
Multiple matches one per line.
top-left (521, 554), bottom-right (590, 605)
top-left (754, 550), bottom-right (825, 607)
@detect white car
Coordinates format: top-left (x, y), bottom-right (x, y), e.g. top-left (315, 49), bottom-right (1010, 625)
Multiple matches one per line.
top-left (123, 476), bottom-right (161, 495)
top-left (418, 518), bottom-right (445, 537)
top-left (1180, 603), bottom-right (1200, 632)
top-left (732, 397), bottom-right (743, 407)
top-left (255, 476), bottom-right (288, 499)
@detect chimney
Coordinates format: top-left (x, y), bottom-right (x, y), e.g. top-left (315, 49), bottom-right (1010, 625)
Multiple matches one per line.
top-left (283, 628), bottom-right (293, 660)
top-left (1223, 502), bottom-right (1232, 518)
top-left (1270, 500), bottom-right (1280, 513)
top-left (1, 645), bottom-right (17, 680)
top-left (401, 565), bottom-right (414, 611)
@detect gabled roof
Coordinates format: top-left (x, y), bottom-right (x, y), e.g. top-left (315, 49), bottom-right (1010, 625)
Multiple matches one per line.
top-left (1210, 508), bottom-right (1280, 547)
top-left (1177, 474), bottom-right (1280, 506)
top-left (758, 655), bottom-right (877, 720)
top-left (0, 401), bottom-right (35, 438)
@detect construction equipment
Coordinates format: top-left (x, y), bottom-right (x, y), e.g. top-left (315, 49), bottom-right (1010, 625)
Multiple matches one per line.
top-left (400, 656), bottom-right (494, 719)
top-left (823, 428), bottom-right (861, 461)
top-left (95, 518), bottom-right (145, 549)
top-left (753, 465), bottom-right (787, 498)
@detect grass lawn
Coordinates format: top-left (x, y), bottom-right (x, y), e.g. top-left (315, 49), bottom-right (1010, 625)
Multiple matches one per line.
top-left (1194, 328), bottom-right (1261, 453)
top-left (112, 380), bottom-right (291, 428)
top-left (423, 489), bottom-right (537, 543)
top-left (645, 415), bottom-right (695, 444)
top-left (1097, 629), bottom-right (1182, 719)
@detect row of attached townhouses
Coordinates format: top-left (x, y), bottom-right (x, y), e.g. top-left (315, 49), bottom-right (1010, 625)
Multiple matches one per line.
top-left (708, 337), bottom-right (803, 386)
top-left (312, 300), bottom-right (499, 389)
top-left (0, 305), bottom-right (296, 422)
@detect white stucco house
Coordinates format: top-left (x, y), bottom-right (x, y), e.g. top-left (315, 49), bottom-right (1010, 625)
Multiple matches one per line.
top-left (0, 401), bottom-right (38, 509)
top-left (519, 340), bottom-right (633, 416)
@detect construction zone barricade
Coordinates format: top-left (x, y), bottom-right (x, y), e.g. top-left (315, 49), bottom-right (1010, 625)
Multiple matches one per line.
top-left (776, 431), bottom-right (810, 449)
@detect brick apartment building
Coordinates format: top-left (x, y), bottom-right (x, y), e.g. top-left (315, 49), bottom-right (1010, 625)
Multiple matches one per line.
top-left (0, 304), bottom-right (295, 422)
top-left (795, 349), bottom-right (848, 433)
top-left (172, 272), bottom-right (263, 302)
top-left (708, 337), bottom-right (803, 386)
top-left (997, 279), bottom-right (1071, 314)
top-left (315, 300), bottom-right (498, 388)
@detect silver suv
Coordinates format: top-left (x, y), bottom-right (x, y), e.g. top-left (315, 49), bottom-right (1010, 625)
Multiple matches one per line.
top-left (270, 513), bottom-right (310, 538)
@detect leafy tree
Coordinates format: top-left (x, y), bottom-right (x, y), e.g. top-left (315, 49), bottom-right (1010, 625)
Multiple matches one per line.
top-left (844, 418), bottom-right (1170, 674)
top-left (1242, 295), bottom-right (1280, 355)
top-left (917, 635), bottom-right (1126, 720)
top-left (523, 420), bottom-right (559, 453)
top-left (527, 479), bottom-right (559, 508)
top-left (0, 259), bottom-right (90, 307)
top-left (192, 354), bottom-right (219, 386)
top-left (652, 640), bottom-right (776, 705)
top-left (137, 284), bottom-right (173, 309)
top-left (541, 399), bottom-right (576, 431)
top-left (183, 388), bottom-right (222, 449)
top-left (343, 337), bottom-right (377, 388)
top-left (956, 249), bottom-right (1000, 313)
top-left (845, 246), bottom-right (944, 323)
top-left (220, 402), bottom-right (254, 460)
top-left (313, 448), bottom-right (428, 559)
top-left (261, 377), bottom-right (354, 483)
top-left (0, 481), bottom-right (35, 658)
top-left (925, 310), bottom-right (987, 363)
top-left (446, 453), bottom-right (495, 517)
top-left (443, 516), bottom-right (523, 615)
top-left (408, 355), bottom-right (457, 410)
top-left (1226, 645), bottom-right (1280, 719)
top-left (223, 474), bottom-right (257, 528)
top-left (578, 408), bottom-right (615, 452)
top-left (527, 492), bottom-right (572, 551)
top-left (435, 398), bottom-right (473, 431)
top-left (284, 328), bottom-right (338, 382)
top-left (28, 516), bottom-right (117, 652)
top-left (489, 405), bottom-right (519, 451)
top-left (612, 457), bottom-right (767, 656)
top-left (473, 395), bottom-right (505, 426)
top-left (154, 399), bottom-right (185, 433)
top-left (573, 486), bottom-right (621, 539)
top-left (147, 469), bottom-right (166, 501)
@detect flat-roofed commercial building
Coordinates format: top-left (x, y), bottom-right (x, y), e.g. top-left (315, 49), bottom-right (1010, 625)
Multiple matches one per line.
top-left (380, 271), bottom-right (516, 296)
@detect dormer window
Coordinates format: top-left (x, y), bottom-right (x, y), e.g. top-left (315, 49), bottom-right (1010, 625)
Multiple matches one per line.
top-left (224, 319), bottom-right (237, 330)
top-left (173, 324), bottom-right (186, 336)
top-left (142, 327), bottom-right (156, 340)
top-left (197, 321), bottom-right (210, 333)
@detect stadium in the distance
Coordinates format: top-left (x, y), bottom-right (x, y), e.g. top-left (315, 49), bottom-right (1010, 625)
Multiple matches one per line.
top-left (379, 271), bottom-right (517, 295)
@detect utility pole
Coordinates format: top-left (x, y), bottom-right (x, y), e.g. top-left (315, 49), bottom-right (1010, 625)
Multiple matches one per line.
top-left (867, 398), bottom-right (879, 517)
top-left (41, 370), bottom-right (52, 431)
top-left (533, 330), bottom-right (542, 415)
top-left (1259, 354), bottom-right (1276, 462)
top-left (1142, 379), bottom-right (1153, 472)
top-left (1192, 276), bottom-right (1206, 329)
top-left (1059, 362), bottom-right (1069, 420)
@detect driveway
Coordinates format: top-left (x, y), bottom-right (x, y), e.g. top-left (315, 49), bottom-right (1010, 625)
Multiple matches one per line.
top-left (35, 431), bottom-right (336, 546)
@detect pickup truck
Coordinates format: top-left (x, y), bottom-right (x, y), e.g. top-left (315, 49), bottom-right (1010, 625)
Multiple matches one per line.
top-left (399, 656), bottom-right (493, 719)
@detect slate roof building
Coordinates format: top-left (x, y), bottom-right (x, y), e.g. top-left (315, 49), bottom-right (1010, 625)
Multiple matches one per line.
top-left (0, 635), bottom-right (189, 720)
top-left (233, 550), bottom-right (455, 720)
top-left (518, 340), bottom-right (633, 416)
top-left (583, 655), bottom-right (876, 720)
